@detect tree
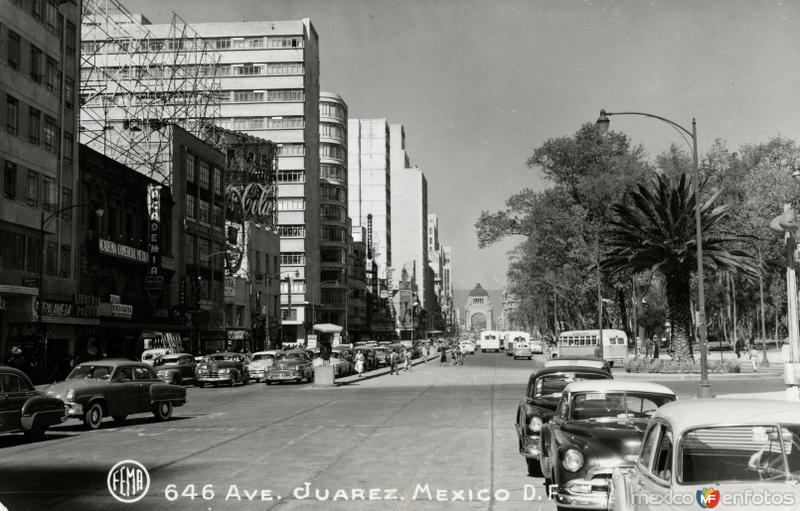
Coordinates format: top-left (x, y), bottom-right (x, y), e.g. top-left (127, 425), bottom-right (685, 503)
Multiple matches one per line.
top-left (602, 173), bottom-right (759, 361)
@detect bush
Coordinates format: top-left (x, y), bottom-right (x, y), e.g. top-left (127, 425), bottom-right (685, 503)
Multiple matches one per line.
top-left (623, 357), bottom-right (739, 373)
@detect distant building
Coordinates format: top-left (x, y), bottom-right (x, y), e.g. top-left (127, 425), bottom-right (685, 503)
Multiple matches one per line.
top-left (465, 283), bottom-right (493, 332)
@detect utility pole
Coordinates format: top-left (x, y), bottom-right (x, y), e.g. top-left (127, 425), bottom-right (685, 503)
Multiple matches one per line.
top-left (758, 248), bottom-right (769, 366)
top-left (596, 226), bottom-right (604, 359)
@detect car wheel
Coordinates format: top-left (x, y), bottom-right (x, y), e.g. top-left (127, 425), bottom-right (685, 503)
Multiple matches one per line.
top-left (112, 415), bottom-right (127, 426)
top-left (83, 402), bottom-right (104, 430)
top-left (526, 458), bottom-right (543, 477)
top-left (24, 422), bottom-right (46, 442)
top-left (153, 401), bottom-right (173, 421)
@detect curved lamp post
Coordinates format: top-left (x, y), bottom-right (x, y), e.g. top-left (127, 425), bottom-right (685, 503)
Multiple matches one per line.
top-left (596, 109), bottom-right (712, 398)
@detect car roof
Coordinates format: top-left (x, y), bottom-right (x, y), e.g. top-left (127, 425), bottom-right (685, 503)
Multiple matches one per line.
top-left (208, 352), bottom-right (242, 356)
top-left (77, 359), bottom-right (146, 368)
top-left (529, 366), bottom-right (612, 381)
top-left (655, 399), bottom-right (800, 436)
top-left (0, 365), bottom-right (32, 380)
top-left (563, 379), bottom-right (675, 395)
top-left (252, 351), bottom-right (279, 355)
top-left (158, 352), bottom-right (193, 358)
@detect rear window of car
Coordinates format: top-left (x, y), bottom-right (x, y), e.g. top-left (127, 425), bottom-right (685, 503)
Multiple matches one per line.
top-left (1, 373), bottom-right (29, 393)
top-left (531, 372), bottom-right (609, 399)
top-left (252, 354), bottom-right (275, 361)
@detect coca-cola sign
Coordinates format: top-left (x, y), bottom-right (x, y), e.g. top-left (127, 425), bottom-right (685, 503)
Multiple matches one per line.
top-left (226, 183), bottom-right (276, 225)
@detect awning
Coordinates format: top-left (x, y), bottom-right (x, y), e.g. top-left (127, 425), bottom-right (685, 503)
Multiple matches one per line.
top-left (282, 320), bottom-right (303, 326)
top-left (313, 323), bottom-right (343, 334)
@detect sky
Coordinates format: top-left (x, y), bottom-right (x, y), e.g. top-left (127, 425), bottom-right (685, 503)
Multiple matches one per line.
top-left (123, 0), bottom-right (800, 291)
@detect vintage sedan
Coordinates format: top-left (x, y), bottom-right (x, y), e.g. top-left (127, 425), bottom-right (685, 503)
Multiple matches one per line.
top-left (265, 350), bottom-right (314, 384)
top-left (247, 350), bottom-right (280, 382)
top-left (516, 366), bottom-right (613, 476)
top-left (539, 380), bottom-right (676, 510)
top-left (153, 353), bottom-right (197, 385)
top-left (609, 399), bottom-right (800, 511)
top-left (329, 349), bottom-right (354, 375)
top-left (1, 366), bottom-right (66, 440)
top-left (373, 347), bottom-right (392, 367)
top-left (196, 352), bottom-right (249, 387)
top-left (44, 360), bottom-right (186, 430)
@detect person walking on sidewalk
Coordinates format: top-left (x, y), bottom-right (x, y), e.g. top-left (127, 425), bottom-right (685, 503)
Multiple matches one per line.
top-left (440, 347), bottom-right (447, 366)
top-left (389, 349), bottom-right (399, 375)
top-left (355, 351), bottom-right (365, 377)
top-left (749, 343), bottom-right (760, 372)
top-left (404, 349), bottom-right (412, 371)
top-left (421, 345), bottom-right (427, 363)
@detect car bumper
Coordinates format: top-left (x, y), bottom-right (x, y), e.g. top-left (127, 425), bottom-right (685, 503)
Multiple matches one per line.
top-left (249, 370), bottom-right (268, 381)
top-left (555, 479), bottom-right (609, 509)
top-left (197, 376), bottom-right (233, 383)
top-left (156, 375), bottom-right (177, 383)
top-left (21, 409), bottom-right (67, 429)
top-left (519, 434), bottom-right (540, 457)
top-left (65, 402), bottom-right (84, 417)
top-left (266, 372), bottom-right (301, 381)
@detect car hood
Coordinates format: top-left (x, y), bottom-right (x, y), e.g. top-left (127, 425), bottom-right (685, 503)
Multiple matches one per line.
top-left (271, 360), bottom-right (306, 370)
top-left (248, 360), bottom-right (273, 369)
top-left (561, 419), bottom-right (648, 459)
top-left (44, 379), bottom-right (107, 399)
top-left (203, 361), bottom-right (238, 369)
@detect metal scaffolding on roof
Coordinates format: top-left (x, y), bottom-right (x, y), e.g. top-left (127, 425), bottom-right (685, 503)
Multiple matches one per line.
top-left (79, 0), bottom-right (221, 184)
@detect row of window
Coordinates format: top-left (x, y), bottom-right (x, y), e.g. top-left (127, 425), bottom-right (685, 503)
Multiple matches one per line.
top-left (0, 228), bottom-right (70, 277)
top-left (321, 204), bottom-right (347, 222)
top-left (185, 153), bottom-right (224, 195)
top-left (320, 164), bottom-right (345, 182)
top-left (320, 123), bottom-right (346, 140)
top-left (186, 234), bottom-right (224, 267)
top-left (220, 89), bottom-right (305, 103)
top-left (320, 183), bottom-right (347, 202)
top-left (80, 62), bottom-right (304, 82)
top-left (186, 194), bottom-right (224, 228)
top-left (278, 170), bottom-right (305, 183)
top-left (215, 116), bottom-right (305, 131)
top-left (320, 102), bottom-right (346, 121)
top-left (277, 225), bottom-right (305, 238)
top-left (277, 198), bottom-right (305, 211)
top-left (279, 144), bottom-right (305, 157)
top-left (280, 252), bottom-right (305, 265)
top-left (6, 96), bottom-right (67, 157)
top-left (10, 0), bottom-right (69, 38)
top-left (219, 62), bottom-right (304, 76)
top-left (214, 36), bottom-right (304, 50)
top-left (3, 160), bottom-right (71, 214)
top-left (321, 226), bottom-right (347, 243)
top-left (320, 143), bottom-right (346, 161)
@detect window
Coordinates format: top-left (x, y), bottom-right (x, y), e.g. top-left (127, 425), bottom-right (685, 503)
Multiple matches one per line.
top-left (234, 64), bottom-right (261, 75)
top-left (186, 194), bottom-right (196, 219)
top-left (320, 102), bottom-right (345, 120)
top-left (321, 246), bottom-right (347, 264)
top-left (212, 167), bottom-right (222, 194)
top-left (41, 175), bottom-right (56, 211)
top-left (282, 280), bottom-right (306, 294)
top-left (199, 199), bottom-right (210, 224)
top-left (212, 204), bottom-right (222, 227)
top-left (186, 234), bottom-right (196, 264)
top-left (43, 115), bottom-right (57, 152)
top-left (4, 161), bottom-right (17, 200)
top-left (321, 205), bottom-right (346, 222)
top-left (45, 57), bottom-right (59, 93)
top-left (232, 117), bottom-right (264, 130)
top-left (233, 90), bottom-right (264, 103)
top-left (64, 76), bottom-right (74, 109)
top-left (652, 429), bottom-right (673, 481)
top-left (46, 0), bottom-right (59, 32)
top-left (215, 39), bottom-right (231, 49)
top-left (63, 132), bottom-right (74, 163)
top-left (277, 170), bottom-right (305, 183)
top-left (278, 144), bottom-right (305, 156)
top-left (266, 62), bottom-right (304, 75)
top-left (199, 161), bottom-right (210, 189)
top-left (320, 124), bottom-right (345, 139)
top-left (27, 170), bottom-right (38, 207)
top-left (320, 143), bottom-right (346, 160)
top-left (266, 36), bottom-right (303, 48)
top-left (277, 225), bottom-right (305, 238)
top-left (246, 38), bottom-right (264, 48)
top-left (185, 152), bottom-right (195, 182)
top-left (6, 96), bottom-right (19, 135)
top-left (61, 188), bottom-right (72, 219)
top-left (60, 244), bottom-right (71, 277)
top-left (32, 0), bottom-right (43, 20)
top-left (267, 89), bottom-right (304, 102)
top-left (280, 252), bottom-right (305, 265)
top-left (277, 198), bottom-right (305, 211)
top-left (46, 241), bottom-right (57, 275)
top-left (66, 22), bottom-right (76, 55)
top-left (8, 31), bottom-right (20, 70)
top-left (28, 107), bottom-right (41, 144)
top-left (198, 237), bottom-right (210, 265)
top-left (320, 165), bottom-right (345, 181)
top-left (266, 116), bottom-right (304, 129)
top-left (30, 46), bottom-right (43, 82)
top-left (0, 374), bottom-right (27, 393)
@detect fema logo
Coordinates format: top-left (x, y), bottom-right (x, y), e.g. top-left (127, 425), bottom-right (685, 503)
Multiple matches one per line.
top-left (696, 487), bottom-right (720, 508)
top-left (107, 460), bottom-right (150, 503)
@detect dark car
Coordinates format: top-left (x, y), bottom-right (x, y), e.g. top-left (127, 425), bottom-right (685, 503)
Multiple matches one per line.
top-left (265, 350), bottom-right (314, 384)
top-left (515, 366), bottom-right (613, 476)
top-left (0, 366), bottom-right (66, 441)
top-left (196, 352), bottom-right (249, 387)
top-left (538, 380), bottom-right (675, 511)
top-left (153, 353), bottom-right (197, 385)
top-left (44, 360), bottom-right (186, 430)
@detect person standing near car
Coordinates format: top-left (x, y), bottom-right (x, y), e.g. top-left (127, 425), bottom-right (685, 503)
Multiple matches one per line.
top-left (652, 334), bottom-right (660, 360)
top-left (389, 349), bottom-right (398, 375)
top-left (440, 346), bottom-right (447, 366)
top-left (355, 350), bottom-right (365, 377)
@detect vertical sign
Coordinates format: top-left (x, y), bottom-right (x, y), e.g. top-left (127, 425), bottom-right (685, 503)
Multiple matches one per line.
top-left (145, 184), bottom-right (164, 290)
top-left (367, 213), bottom-right (373, 260)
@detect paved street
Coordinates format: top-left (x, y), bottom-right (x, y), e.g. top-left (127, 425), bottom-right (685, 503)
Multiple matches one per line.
top-left (0, 352), bottom-right (785, 511)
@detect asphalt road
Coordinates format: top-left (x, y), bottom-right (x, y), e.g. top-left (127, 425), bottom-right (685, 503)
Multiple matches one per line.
top-left (0, 351), bottom-right (785, 511)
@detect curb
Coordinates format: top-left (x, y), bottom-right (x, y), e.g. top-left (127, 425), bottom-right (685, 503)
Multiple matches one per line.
top-left (614, 370), bottom-right (782, 380)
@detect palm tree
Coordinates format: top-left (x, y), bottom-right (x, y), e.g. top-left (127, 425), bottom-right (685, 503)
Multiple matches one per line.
top-left (602, 173), bottom-right (758, 361)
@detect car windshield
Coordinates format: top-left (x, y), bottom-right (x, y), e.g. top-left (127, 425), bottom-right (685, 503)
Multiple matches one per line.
top-left (67, 365), bottom-right (113, 380)
top-left (680, 425), bottom-right (800, 484)
top-left (252, 354), bottom-right (275, 361)
top-left (278, 353), bottom-right (303, 361)
top-left (209, 354), bottom-right (236, 361)
top-left (569, 391), bottom-right (674, 421)
top-left (533, 372), bottom-right (609, 399)
top-left (154, 356), bottom-right (180, 366)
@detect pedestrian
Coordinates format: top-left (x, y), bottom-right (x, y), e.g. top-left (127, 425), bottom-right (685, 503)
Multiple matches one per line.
top-left (734, 338), bottom-right (742, 358)
top-left (421, 345), bottom-right (427, 363)
top-left (645, 336), bottom-right (654, 359)
top-left (750, 344), bottom-right (760, 373)
top-left (389, 349), bottom-right (398, 375)
top-left (405, 349), bottom-right (412, 371)
top-left (440, 347), bottom-right (447, 366)
top-left (451, 346), bottom-right (459, 366)
top-left (652, 335), bottom-right (660, 360)
top-left (355, 351), bottom-right (365, 377)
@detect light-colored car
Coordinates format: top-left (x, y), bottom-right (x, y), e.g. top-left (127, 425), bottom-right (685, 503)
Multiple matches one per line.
top-left (609, 399), bottom-right (800, 511)
top-left (539, 380), bottom-right (676, 510)
top-left (530, 337), bottom-right (544, 354)
top-left (153, 353), bottom-right (197, 385)
top-left (247, 350), bottom-right (280, 382)
top-left (459, 340), bottom-right (476, 354)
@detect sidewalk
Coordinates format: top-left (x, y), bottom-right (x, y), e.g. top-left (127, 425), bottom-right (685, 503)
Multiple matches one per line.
top-left (324, 349), bottom-right (445, 386)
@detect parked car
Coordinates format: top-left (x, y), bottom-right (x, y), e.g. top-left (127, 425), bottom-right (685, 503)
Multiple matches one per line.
top-left (196, 352), bottom-right (249, 387)
top-left (460, 340), bottom-right (476, 354)
top-left (152, 353), bottom-right (197, 385)
top-left (544, 357), bottom-right (612, 373)
top-left (141, 348), bottom-right (173, 365)
top-left (609, 398), bottom-right (800, 511)
top-left (539, 380), bottom-right (676, 510)
top-left (1, 366), bottom-right (66, 440)
top-left (247, 350), bottom-right (280, 382)
top-left (265, 350), bottom-right (314, 384)
top-left (530, 337), bottom-right (544, 354)
top-left (373, 347), bottom-right (392, 367)
top-left (44, 360), bottom-right (186, 430)
top-left (329, 350), bottom-right (354, 375)
top-left (515, 366), bottom-right (613, 476)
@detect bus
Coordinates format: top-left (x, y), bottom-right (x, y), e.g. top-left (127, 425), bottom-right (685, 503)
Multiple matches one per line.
top-left (553, 329), bottom-right (628, 367)
top-left (480, 330), bottom-right (501, 352)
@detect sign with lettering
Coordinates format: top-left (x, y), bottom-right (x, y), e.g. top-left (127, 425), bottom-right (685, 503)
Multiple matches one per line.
top-left (225, 276), bottom-right (236, 298)
top-left (98, 239), bottom-right (148, 264)
top-left (226, 183), bottom-right (276, 225)
top-left (34, 300), bottom-right (74, 317)
top-left (146, 184), bottom-right (162, 290)
top-left (367, 213), bottom-right (373, 259)
top-left (98, 302), bottom-right (133, 319)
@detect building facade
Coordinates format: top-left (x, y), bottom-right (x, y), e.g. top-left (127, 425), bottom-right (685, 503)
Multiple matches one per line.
top-left (465, 283), bottom-right (493, 332)
top-left (0, 0), bottom-right (82, 377)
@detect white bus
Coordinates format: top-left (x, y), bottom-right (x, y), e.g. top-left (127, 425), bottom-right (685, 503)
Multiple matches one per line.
top-left (553, 329), bottom-right (628, 367)
top-left (480, 330), bottom-right (502, 352)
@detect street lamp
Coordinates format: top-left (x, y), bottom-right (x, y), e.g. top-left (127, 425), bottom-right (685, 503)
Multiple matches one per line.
top-left (597, 109), bottom-right (712, 398)
top-left (39, 204), bottom-right (103, 381)
top-left (411, 294), bottom-right (421, 341)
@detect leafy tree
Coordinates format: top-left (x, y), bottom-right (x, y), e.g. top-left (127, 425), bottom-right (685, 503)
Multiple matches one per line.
top-left (602, 174), bottom-right (759, 361)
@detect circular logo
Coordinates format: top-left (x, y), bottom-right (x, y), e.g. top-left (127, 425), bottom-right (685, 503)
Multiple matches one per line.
top-left (107, 460), bottom-right (150, 503)
top-left (696, 487), bottom-right (720, 508)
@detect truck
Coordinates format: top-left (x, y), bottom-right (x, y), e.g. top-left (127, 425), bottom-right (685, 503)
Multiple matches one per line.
top-left (480, 330), bottom-right (501, 352)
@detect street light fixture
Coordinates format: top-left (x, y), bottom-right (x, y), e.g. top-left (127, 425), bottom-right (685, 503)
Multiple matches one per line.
top-left (596, 109), bottom-right (712, 398)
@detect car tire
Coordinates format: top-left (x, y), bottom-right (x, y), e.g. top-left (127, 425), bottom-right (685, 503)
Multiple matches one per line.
top-left (526, 458), bottom-right (543, 477)
top-left (112, 415), bottom-right (127, 426)
top-left (83, 402), bottom-right (104, 430)
top-left (153, 401), bottom-right (173, 421)
top-left (24, 422), bottom-right (46, 442)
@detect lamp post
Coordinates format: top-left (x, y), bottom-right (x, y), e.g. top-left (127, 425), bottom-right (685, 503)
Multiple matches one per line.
top-left (411, 294), bottom-right (420, 341)
top-left (770, 204), bottom-right (800, 400)
top-left (39, 204), bottom-right (103, 382)
top-left (597, 109), bottom-right (712, 398)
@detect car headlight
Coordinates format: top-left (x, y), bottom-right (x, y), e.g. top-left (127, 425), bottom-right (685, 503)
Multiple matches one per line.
top-left (66, 389), bottom-right (75, 401)
top-left (198, 364), bottom-right (208, 371)
top-left (218, 368), bottom-right (231, 374)
top-left (562, 448), bottom-right (584, 472)
top-left (529, 416), bottom-right (543, 432)
top-left (157, 370), bottom-right (169, 377)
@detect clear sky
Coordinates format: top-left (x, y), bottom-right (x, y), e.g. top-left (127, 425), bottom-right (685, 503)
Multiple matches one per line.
top-left (123, 0), bottom-right (800, 290)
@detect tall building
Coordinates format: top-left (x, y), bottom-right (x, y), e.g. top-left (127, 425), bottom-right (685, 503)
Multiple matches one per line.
top-left (81, 16), bottom-right (321, 343)
top-left (442, 245), bottom-right (455, 333)
top-left (347, 119), bottom-right (391, 283)
top-left (318, 91), bottom-right (348, 328)
top-left (1, 0), bottom-right (82, 375)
